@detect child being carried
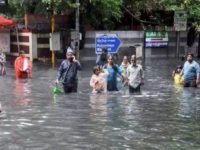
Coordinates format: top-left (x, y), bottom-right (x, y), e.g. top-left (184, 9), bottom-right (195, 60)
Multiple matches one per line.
top-left (172, 65), bottom-right (184, 85)
top-left (90, 66), bottom-right (109, 93)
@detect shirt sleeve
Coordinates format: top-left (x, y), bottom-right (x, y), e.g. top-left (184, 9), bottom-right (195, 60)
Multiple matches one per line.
top-left (180, 62), bottom-right (186, 75)
top-left (195, 62), bottom-right (200, 75)
top-left (116, 65), bottom-right (122, 76)
top-left (140, 66), bottom-right (144, 79)
top-left (126, 67), bottom-right (130, 78)
top-left (56, 61), bottom-right (64, 80)
top-left (76, 60), bottom-right (82, 70)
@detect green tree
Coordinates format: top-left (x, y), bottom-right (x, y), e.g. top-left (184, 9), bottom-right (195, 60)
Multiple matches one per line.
top-left (7, 0), bottom-right (123, 29)
top-left (80, 0), bottom-right (122, 29)
top-left (7, 0), bottom-right (25, 22)
top-left (6, 0), bottom-right (200, 30)
top-left (160, 0), bottom-right (200, 27)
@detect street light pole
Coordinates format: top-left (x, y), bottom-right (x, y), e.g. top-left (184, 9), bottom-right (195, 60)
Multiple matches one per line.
top-left (75, 0), bottom-right (80, 59)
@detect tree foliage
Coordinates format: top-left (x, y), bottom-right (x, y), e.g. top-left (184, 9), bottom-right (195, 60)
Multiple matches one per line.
top-left (80, 0), bottom-right (122, 29)
top-left (159, 0), bottom-right (200, 27)
top-left (5, 0), bottom-right (200, 30)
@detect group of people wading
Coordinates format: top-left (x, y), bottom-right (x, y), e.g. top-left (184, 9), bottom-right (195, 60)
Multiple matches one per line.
top-left (56, 48), bottom-right (200, 94)
top-left (1, 47), bottom-right (199, 95)
top-left (56, 47), bottom-right (144, 94)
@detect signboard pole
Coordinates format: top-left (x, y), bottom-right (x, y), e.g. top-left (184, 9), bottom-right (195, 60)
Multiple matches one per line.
top-left (15, 27), bottom-right (20, 54)
top-left (176, 31), bottom-right (180, 58)
top-left (143, 31), bottom-right (146, 60)
top-left (174, 10), bottom-right (187, 58)
top-left (75, 0), bottom-right (80, 59)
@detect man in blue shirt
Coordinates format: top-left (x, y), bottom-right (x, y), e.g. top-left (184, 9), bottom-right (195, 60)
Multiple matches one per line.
top-left (181, 53), bottom-right (200, 87)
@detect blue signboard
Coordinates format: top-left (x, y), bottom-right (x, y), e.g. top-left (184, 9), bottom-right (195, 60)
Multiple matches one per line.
top-left (95, 34), bottom-right (121, 54)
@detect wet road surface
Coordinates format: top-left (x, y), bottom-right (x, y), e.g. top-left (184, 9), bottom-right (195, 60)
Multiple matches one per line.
top-left (0, 58), bottom-right (200, 150)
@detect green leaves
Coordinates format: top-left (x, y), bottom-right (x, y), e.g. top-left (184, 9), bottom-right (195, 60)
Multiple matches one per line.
top-left (80, 0), bottom-right (122, 29)
top-left (6, 0), bottom-right (200, 29)
top-left (160, 0), bottom-right (200, 25)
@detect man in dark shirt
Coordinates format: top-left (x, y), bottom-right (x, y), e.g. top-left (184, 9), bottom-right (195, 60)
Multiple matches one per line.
top-left (56, 48), bottom-right (81, 93)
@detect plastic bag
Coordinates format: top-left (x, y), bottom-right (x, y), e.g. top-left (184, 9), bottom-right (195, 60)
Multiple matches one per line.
top-left (53, 85), bottom-right (63, 95)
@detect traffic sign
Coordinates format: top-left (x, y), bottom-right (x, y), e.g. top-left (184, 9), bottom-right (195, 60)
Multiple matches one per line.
top-left (95, 34), bottom-right (121, 54)
top-left (174, 10), bottom-right (187, 31)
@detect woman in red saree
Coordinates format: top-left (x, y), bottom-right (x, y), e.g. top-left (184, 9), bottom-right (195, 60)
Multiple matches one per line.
top-left (14, 50), bottom-right (32, 79)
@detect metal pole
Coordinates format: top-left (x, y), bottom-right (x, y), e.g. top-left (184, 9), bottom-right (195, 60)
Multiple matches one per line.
top-left (143, 31), bottom-right (146, 60)
top-left (75, 0), bottom-right (80, 59)
top-left (15, 27), bottom-right (20, 53)
top-left (176, 31), bottom-right (180, 58)
top-left (51, 0), bottom-right (55, 67)
top-left (51, 15), bottom-right (55, 66)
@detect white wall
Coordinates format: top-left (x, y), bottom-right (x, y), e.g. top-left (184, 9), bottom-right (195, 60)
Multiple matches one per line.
top-left (0, 30), bottom-right (10, 53)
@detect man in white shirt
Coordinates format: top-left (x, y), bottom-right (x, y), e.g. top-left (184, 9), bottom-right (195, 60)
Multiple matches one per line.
top-left (127, 55), bottom-right (144, 93)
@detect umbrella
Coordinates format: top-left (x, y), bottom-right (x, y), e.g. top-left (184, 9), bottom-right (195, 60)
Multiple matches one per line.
top-left (0, 16), bottom-right (16, 27)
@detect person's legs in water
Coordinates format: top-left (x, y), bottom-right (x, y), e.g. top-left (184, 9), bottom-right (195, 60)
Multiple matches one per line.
top-left (129, 85), bottom-right (141, 94)
top-left (63, 81), bottom-right (78, 93)
top-left (63, 86), bottom-right (73, 93)
top-left (190, 80), bottom-right (197, 88)
top-left (184, 81), bottom-right (190, 87)
top-left (184, 80), bottom-right (197, 88)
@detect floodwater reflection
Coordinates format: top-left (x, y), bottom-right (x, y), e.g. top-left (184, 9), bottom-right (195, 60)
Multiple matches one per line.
top-left (89, 94), bottom-right (108, 117)
top-left (14, 79), bottom-right (32, 106)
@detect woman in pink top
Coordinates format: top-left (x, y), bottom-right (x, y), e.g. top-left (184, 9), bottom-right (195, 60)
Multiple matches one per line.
top-left (90, 66), bottom-right (109, 93)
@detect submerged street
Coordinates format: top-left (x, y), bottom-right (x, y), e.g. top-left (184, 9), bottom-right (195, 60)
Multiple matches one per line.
top-left (0, 58), bottom-right (200, 149)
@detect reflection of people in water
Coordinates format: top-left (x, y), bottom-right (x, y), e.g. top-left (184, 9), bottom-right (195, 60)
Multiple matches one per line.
top-left (89, 94), bottom-right (108, 116)
top-left (179, 88), bottom-right (196, 115)
top-left (14, 80), bottom-right (32, 106)
top-left (89, 94), bottom-right (123, 120)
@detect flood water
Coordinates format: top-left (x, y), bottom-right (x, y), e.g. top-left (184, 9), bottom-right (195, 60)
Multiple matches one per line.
top-left (0, 58), bottom-right (200, 150)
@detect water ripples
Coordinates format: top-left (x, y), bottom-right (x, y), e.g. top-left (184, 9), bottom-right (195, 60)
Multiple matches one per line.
top-left (0, 59), bottom-right (199, 149)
